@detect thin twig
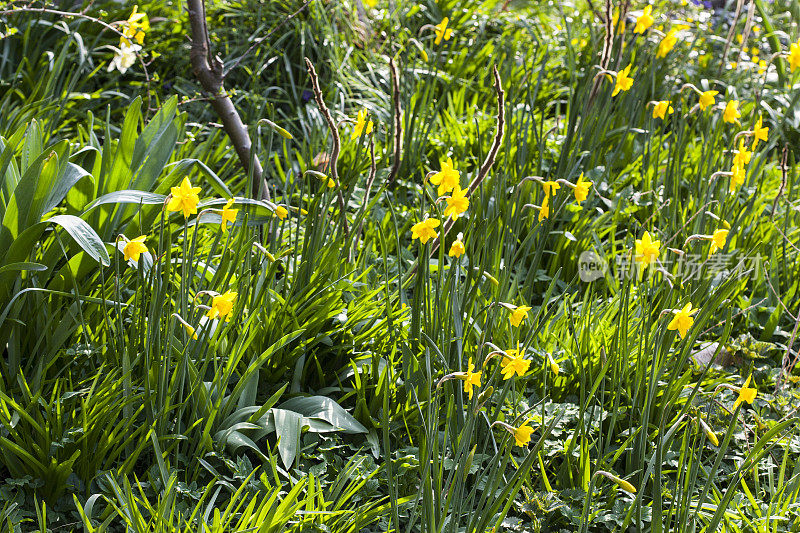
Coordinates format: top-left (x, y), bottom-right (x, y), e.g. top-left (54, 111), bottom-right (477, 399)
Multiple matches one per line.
top-left (429, 66), bottom-right (505, 257)
top-left (735, 0), bottom-right (756, 68)
top-left (388, 56), bottom-right (403, 184)
top-left (719, 0), bottom-right (745, 75)
top-left (588, 0), bottom-right (614, 103)
top-left (304, 57), bottom-right (351, 242)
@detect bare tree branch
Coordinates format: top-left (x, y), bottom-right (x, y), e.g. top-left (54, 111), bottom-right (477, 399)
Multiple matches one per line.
top-left (186, 0), bottom-right (268, 200)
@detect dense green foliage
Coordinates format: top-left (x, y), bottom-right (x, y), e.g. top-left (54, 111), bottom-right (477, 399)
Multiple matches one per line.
top-left (1, 0), bottom-right (799, 531)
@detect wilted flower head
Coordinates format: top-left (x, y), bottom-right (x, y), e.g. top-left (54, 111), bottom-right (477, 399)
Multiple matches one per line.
top-left (108, 43), bottom-right (141, 74)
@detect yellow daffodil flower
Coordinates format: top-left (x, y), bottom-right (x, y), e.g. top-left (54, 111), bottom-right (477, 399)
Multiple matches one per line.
top-left (652, 100), bottom-right (675, 120)
top-left (733, 139), bottom-right (752, 170)
top-left (612, 64), bottom-right (634, 97)
top-left (167, 177), bottom-right (202, 218)
top-left (541, 180), bottom-right (560, 197)
top-left (461, 357), bottom-right (481, 400)
top-left (434, 17), bottom-right (453, 45)
top-left (698, 90), bottom-right (718, 111)
top-left (789, 39), bottom-right (800, 72)
top-left (429, 157), bottom-right (461, 196)
top-left (123, 235), bottom-right (148, 262)
top-left (751, 116), bottom-right (768, 149)
top-left (220, 198), bottom-right (238, 233)
top-left (633, 5), bottom-right (654, 34)
top-left (723, 100), bottom-right (741, 124)
top-left (351, 109), bottom-right (374, 140)
top-left (207, 290), bottom-right (237, 321)
top-left (121, 5), bottom-right (149, 46)
top-left (411, 217), bottom-right (440, 244)
top-left (173, 314), bottom-right (199, 340)
top-left (513, 421), bottom-right (534, 447)
top-left (509, 304), bottom-right (531, 327)
top-left (657, 28), bottom-right (678, 58)
top-left (449, 232), bottom-right (465, 258)
top-left (444, 184), bottom-right (469, 220)
top-left (182, 323), bottom-right (198, 340)
top-left (697, 417), bottom-right (719, 446)
top-left (667, 302), bottom-right (698, 338)
top-left (573, 173), bottom-right (592, 204)
top-left (548, 353), bottom-right (559, 375)
top-left (709, 228), bottom-right (729, 255)
top-left (730, 162), bottom-right (746, 192)
top-left (500, 343), bottom-right (531, 380)
top-left (733, 374), bottom-right (757, 409)
top-left (611, 11), bottom-right (626, 35)
top-left (634, 230), bottom-right (660, 270)
top-left (275, 206), bottom-right (289, 220)
top-left (538, 194), bottom-right (550, 222)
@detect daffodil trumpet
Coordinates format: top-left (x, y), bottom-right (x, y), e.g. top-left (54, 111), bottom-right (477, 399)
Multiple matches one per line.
top-left (693, 416), bottom-right (720, 446)
top-left (171, 313), bottom-right (200, 340)
top-left (490, 420), bottom-right (535, 447)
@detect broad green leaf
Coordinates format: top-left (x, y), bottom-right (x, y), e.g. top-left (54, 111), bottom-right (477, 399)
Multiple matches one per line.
top-left (278, 396), bottom-right (368, 434)
top-left (83, 190), bottom-right (167, 212)
top-left (47, 215), bottom-right (109, 266)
